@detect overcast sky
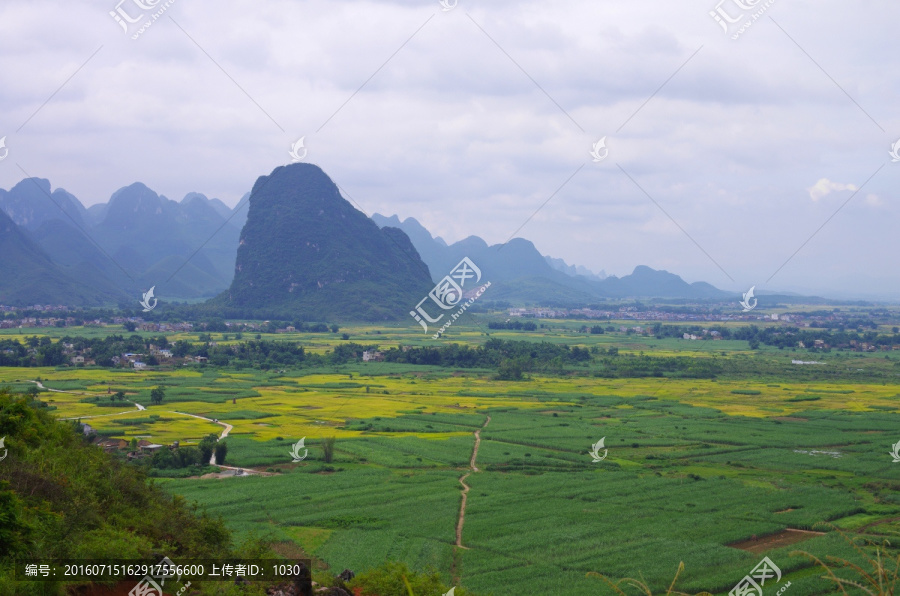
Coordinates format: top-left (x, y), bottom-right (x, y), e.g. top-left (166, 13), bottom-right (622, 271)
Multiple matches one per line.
top-left (0, 0), bottom-right (898, 299)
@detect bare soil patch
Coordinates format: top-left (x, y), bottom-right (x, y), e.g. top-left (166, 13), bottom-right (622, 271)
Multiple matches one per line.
top-left (729, 528), bottom-right (825, 554)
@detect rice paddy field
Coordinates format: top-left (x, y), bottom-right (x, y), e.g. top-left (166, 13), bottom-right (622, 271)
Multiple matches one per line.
top-left (2, 319), bottom-right (899, 595)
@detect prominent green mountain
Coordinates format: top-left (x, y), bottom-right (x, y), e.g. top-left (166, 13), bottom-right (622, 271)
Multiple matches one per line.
top-left (0, 208), bottom-right (123, 306)
top-left (217, 164), bottom-right (433, 320)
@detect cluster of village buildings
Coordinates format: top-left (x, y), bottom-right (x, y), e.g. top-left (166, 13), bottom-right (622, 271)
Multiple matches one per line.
top-left (65, 344), bottom-right (209, 369)
top-left (508, 307), bottom-right (802, 323)
top-left (81, 423), bottom-right (168, 458)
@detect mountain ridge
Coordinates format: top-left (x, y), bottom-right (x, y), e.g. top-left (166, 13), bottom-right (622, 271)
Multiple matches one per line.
top-left (371, 213), bottom-right (731, 303)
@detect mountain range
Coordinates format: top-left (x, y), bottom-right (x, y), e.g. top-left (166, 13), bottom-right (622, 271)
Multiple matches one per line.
top-left (0, 177), bottom-right (246, 305)
top-left (0, 167), bottom-right (731, 311)
top-left (371, 214), bottom-right (729, 303)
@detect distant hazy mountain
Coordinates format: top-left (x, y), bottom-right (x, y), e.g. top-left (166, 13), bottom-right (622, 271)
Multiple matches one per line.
top-left (0, 208), bottom-right (123, 306)
top-left (230, 192), bottom-right (251, 229)
top-left (372, 213), bottom-right (730, 302)
top-left (217, 164), bottom-right (433, 320)
top-left (0, 178), bottom-right (88, 231)
top-left (182, 192), bottom-right (232, 220)
top-left (0, 178), bottom-right (243, 304)
top-left (92, 182), bottom-right (241, 296)
top-left (600, 266), bottom-right (726, 299)
top-left (544, 255), bottom-right (606, 281)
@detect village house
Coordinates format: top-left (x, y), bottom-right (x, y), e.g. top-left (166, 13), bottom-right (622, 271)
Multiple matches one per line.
top-left (362, 350), bottom-right (385, 362)
top-left (139, 440), bottom-right (164, 454)
top-left (96, 438), bottom-right (128, 453)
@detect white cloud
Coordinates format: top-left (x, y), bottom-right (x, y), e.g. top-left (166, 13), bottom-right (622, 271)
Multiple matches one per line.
top-left (808, 178), bottom-right (858, 202)
top-left (865, 193), bottom-right (883, 206)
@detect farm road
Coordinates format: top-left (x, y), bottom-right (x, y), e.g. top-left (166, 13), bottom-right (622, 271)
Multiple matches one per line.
top-left (456, 415), bottom-right (491, 549)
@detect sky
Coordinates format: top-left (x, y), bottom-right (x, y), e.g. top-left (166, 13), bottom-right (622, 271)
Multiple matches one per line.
top-left (0, 0), bottom-right (898, 300)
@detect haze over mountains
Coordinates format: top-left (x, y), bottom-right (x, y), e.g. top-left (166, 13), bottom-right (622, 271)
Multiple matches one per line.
top-left (371, 214), bottom-right (729, 303)
top-left (0, 165), bottom-right (733, 314)
top-left (0, 177), bottom-right (246, 304)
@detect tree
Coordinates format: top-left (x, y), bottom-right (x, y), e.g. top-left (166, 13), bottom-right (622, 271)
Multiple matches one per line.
top-left (214, 442), bottom-right (227, 465)
top-left (114, 391), bottom-right (126, 402)
top-left (199, 434), bottom-right (218, 464)
top-left (172, 340), bottom-right (193, 358)
top-left (150, 386), bottom-right (165, 405)
top-left (323, 437), bottom-right (336, 463)
top-left (123, 322), bottom-right (137, 332)
top-left (496, 359), bottom-right (523, 381)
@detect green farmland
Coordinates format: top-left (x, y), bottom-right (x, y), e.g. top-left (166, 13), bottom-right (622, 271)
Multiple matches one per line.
top-left (2, 319), bottom-right (900, 595)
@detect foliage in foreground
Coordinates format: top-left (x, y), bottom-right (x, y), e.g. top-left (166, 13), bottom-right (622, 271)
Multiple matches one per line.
top-left (0, 388), bottom-right (234, 594)
top-left (348, 561), bottom-right (474, 596)
top-left (793, 524), bottom-right (900, 596)
top-left (588, 526), bottom-right (900, 596)
top-left (587, 562), bottom-right (712, 596)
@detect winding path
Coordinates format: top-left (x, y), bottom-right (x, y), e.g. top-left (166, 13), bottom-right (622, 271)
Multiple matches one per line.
top-left (28, 380), bottom-right (146, 418)
top-left (31, 380), bottom-right (257, 474)
top-left (456, 415), bottom-right (491, 549)
top-left (172, 411), bottom-right (233, 464)
top-left (167, 411), bottom-right (262, 475)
